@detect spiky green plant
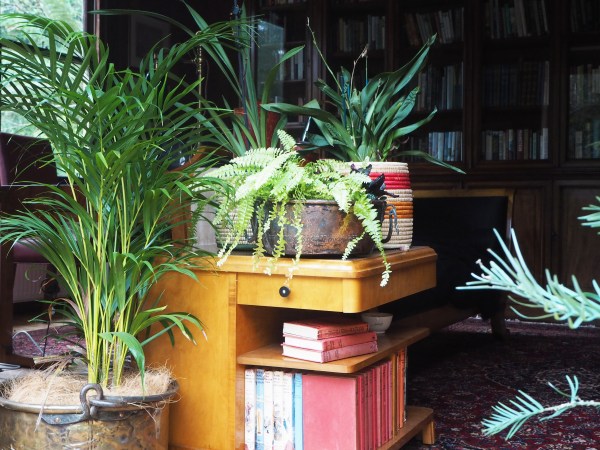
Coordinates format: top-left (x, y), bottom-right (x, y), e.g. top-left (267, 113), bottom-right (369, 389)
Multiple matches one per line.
top-left (458, 198), bottom-right (600, 438)
top-left (263, 27), bottom-right (461, 173)
top-left (211, 130), bottom-right (392, 286)
top-left (0, 13), bottom-right (237, 389)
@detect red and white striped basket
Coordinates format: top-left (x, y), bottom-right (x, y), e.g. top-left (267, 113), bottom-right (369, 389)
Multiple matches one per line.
top-left (361, 162), bottom-right (413, 251)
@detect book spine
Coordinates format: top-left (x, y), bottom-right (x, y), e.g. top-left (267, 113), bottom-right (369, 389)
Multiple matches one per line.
top-left (282, 372), bottom-right (294, 450)
top-left (316, 323), bottom-right (369, 339)
top-left (293, 373), bottom-right (303, 450)
top-left (273, 371), bottom-right (285, 450)
top-left (282, 341), bottom-right (378, 363)
top-left (256, 369), bottom-right (265, 450)
top-left (245, 368), bottom-right (257, 450)
top-left (264, 370), bottom-right (274, 450)
top-left (283, 322), bottom-right (368, 340)
top-left (283, 331), bottom-right (377, 351)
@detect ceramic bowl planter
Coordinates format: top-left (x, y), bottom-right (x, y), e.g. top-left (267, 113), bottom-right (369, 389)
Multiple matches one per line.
top-left (0, 379), bottom-right (178, 449)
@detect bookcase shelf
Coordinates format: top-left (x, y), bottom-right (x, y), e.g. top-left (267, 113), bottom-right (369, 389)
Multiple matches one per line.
top-left (383, 406), bottom-right (435, 450)
top-left (238, 326), bottom-right (429, 373)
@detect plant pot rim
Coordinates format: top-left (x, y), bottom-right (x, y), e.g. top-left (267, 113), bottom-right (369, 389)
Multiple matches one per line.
top-left (0, 378), bottom-right (179, 414)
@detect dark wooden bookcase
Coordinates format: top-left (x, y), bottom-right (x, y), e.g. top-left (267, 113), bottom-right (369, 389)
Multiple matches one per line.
top-left (247, 0), bottom-right (600, 300)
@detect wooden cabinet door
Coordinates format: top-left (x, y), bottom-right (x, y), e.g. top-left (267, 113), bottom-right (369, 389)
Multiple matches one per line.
top-left (554, 181), bottom-right (600, 291)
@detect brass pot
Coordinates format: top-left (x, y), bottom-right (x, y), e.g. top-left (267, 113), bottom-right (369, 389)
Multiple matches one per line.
top-left (261, 199), bottom-right (392, 256)
top-left (0, 379), bottom-right (177, 449)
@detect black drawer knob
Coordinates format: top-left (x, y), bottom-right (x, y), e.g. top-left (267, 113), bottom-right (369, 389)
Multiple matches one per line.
top-left (279, 286), bottom-right (291, 298)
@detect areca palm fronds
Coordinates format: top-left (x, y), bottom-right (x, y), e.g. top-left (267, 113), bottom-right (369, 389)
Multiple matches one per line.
top-left (0, 13), bottom-right (237, 389)
top-left (93, 4), bottom-right (295, 156)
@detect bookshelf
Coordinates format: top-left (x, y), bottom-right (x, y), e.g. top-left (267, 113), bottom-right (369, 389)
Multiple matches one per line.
top-left (145, 248), bottom-right (438, 449)
top-left (245, 0), bottom-right (600, 312)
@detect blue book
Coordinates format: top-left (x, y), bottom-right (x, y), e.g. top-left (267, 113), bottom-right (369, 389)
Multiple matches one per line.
top-left (293, 372), bottom-right (303, 450)
top-left (256, 369), bottom-right (265, 450)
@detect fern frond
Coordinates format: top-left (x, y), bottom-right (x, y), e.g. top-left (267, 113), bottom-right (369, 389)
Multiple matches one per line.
top-left (277, 129), bottom-right (296, 151)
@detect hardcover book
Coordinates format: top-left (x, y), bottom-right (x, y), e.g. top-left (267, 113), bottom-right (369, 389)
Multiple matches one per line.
top-left (283, 331), bottom-right (377, 351)
top-left (293, 373), bottom-right (303, 450)
top-left (282, 340), bottom-right (378, 363)
top-left (245, 368), bottom-right (257, 450)
top-left (263, 370), bottom-right (274, 450)
top-left (282, 317), bottom-right (369, 340)
top-left (256, 369), bottom-right (265, 450)
top-left (302, 373), bottom-right (361, 450)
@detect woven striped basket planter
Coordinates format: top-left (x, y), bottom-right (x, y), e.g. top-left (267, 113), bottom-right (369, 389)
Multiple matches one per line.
top-left (352, 162), bottom-right (413, 250)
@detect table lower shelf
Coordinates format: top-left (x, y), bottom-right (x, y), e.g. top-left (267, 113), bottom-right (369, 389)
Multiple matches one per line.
top-left (237, 326), bottom-right (429, 373)
top-left (383, 405), bottom-right (435, 450)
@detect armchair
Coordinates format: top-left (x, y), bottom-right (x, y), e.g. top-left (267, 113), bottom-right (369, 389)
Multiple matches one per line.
top-left (0, 133), bottom-right (60, 366)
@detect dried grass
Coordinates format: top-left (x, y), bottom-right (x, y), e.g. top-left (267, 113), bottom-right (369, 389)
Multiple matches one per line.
top-left (2, 365), bottom-right (174, 406)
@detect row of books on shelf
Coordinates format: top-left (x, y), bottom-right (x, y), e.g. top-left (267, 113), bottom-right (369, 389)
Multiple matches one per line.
top-left (569, 120), bottom-right (600, 159)
top-left (244, 349), bottom-right (407, 450)
top-left (571, 0), bottom-right (600, 33)
top-left (482, 61), bottom-right (549, 108)
top-left (260, 0), bottom-right (306, 6)
top-left (481, 128), bottom-right (549, 161)
top-left (484, 0), bottom-right (549, 39)
top-left (281, 317), bottom-right (377, 363)
top-left (403, 131), bottom-right (464, 163)
top-left (403, 8), bottom-right (464, 47)
top-left (280, 48), bottom-right (305, 81)
top-left (335, 16), bottom-right (386, 53)
top-left (414, 63), bottom-right (464, 112)
top-left (569, 64), bottom-right (600, 108)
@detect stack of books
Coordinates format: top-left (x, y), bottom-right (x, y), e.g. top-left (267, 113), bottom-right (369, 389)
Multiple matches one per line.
top-left (281, 317), bottom-right (378, 363)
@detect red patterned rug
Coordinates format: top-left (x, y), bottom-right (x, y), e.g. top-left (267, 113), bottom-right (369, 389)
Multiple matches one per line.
top-left (404, 317), bottom-right (600, 449)
top-left (11, 317), bottom-right (600, 449)
top-left (12, 325), bottom-right (83, 358)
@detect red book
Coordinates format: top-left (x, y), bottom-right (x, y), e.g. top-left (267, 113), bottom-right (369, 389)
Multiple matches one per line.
top-left (283, 331), bottom-right (377, 351)
top-left (282, 317), bottom-right (369, 340)
top-left (397, 348), bottom-right (407, 429)
top-left (282, 341), bottom-right (378, 363)
top-left (302, 373), bottom-right (361, 450)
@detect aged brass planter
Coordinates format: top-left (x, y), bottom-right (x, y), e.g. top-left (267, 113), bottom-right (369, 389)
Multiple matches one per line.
top-left (262, 199), bottom-right (392, 256)
top-left (0, 379), bottom-right (177, 449)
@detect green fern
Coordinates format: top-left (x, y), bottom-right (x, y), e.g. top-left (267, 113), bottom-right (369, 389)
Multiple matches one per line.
top-left (212, 131), bottom-right (391, 285)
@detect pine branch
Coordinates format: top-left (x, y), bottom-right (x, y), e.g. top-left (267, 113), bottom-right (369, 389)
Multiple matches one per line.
top-left (482, 375), bottom-right (600, 439)
top-left (458, 228), bottom-right (600, 327)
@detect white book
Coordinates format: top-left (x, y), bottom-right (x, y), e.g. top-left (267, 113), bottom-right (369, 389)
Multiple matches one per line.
top-left (245, 368), bottom-right (257, 450)
top-left (273, 371), bottom-right (285, 450)
top-left (282, 372), bottom-right (295, 450)
top-left (263, 370), bottom-right (274, 450)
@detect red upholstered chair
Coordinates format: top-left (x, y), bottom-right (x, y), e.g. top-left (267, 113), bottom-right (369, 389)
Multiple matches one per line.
top-left (0, 133), bottom-right (60, 367)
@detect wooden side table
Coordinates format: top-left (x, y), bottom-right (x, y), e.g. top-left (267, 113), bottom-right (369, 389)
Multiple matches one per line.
top-left (146, 247), bottom-right (437, 450)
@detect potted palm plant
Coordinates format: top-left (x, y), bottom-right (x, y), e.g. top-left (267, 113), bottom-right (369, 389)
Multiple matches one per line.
top-left (0, 12), bottom-right (238, 449)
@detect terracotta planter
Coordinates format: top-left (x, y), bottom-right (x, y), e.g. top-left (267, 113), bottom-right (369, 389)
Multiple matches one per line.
top-left (261, 199), bottom-right (391, 257)
top-left (0, 379), bottom-right (178, 449)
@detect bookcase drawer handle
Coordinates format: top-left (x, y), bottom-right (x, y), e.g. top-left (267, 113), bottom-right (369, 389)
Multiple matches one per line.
top-left (279, 286), bottom-right (291, 298)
